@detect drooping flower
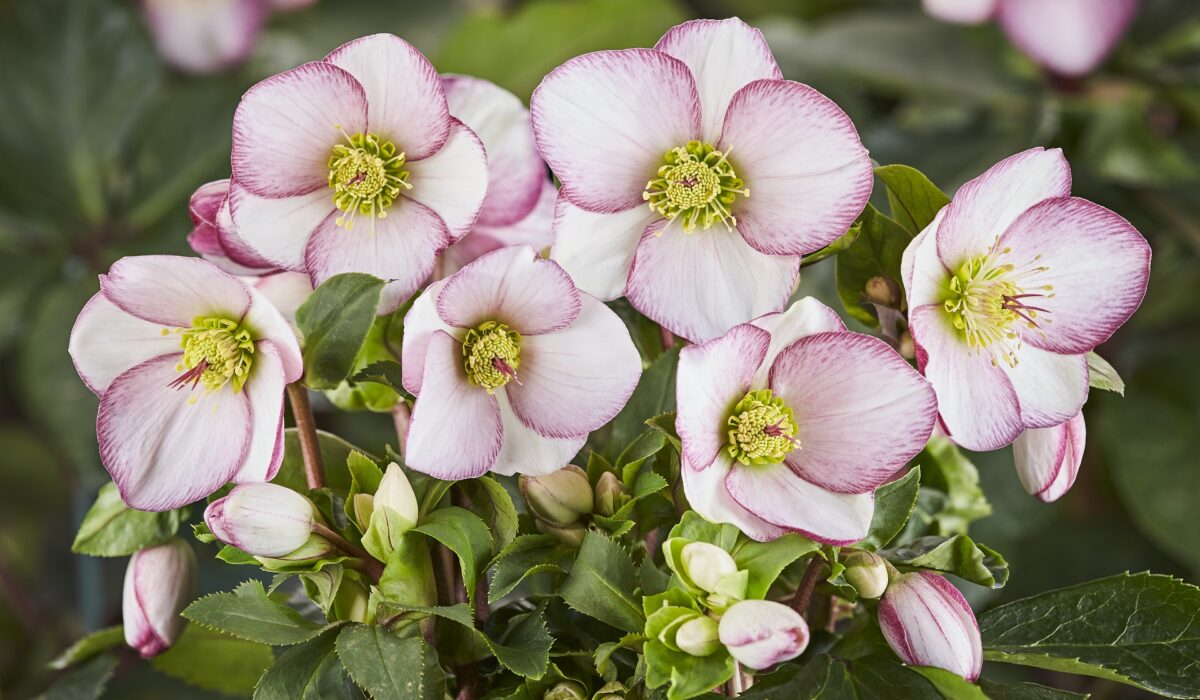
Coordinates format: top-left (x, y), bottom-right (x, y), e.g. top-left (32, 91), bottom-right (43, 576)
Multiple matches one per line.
top-left (676, 298), bottom-right (936, 544)
top-left (142, 0), bottom-right (268, 75)
top-left (924, 0), bottom-right (1140, 78)
top-left (901, 148), bottom-right (1150, 451)
top-left (1013, 410), bottom-right (1085, 502)
top-left (402, 246), bottom-right (641, 479)
top-left (123, 539), bottom-right (196, 658)
top-left (718, 599), bottom-right (810, 670)
top-left (69, 256), bottom-right (303, 511)
top-left (879, 571), bottom-right (983, 681)
top-left (531, 18), bottom-right (872, 342)
top-left (227, 34), bottom-right (489, 312)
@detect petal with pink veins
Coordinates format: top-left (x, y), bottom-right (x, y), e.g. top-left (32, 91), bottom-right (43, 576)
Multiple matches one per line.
top-left (436, 246), bottom-right (581, 335)
top-left (681, 454), bottom-right (787, 542)
top-left (922, 0), bottom-right (997, 25)
top-left (401, 280), bottom-right (457, 396)
top-left (879, 571), bottom-right (982, 681)
top-left (100, 255), bottom-right (252, 328)
top-left (231, 340), bottom-right (288, 483)
top-left (242, 285), bottom-right (305, 382)
top-left (232, 61), bottom-right (368, 198)
top-left (626, 219), bottom-right (798, 343)
top-left (506, 296), bottom-right (642, 439)
top-left (531, 49), bottom-right (701, 214)
top-left (491, 391), bottom-right (585, 477)
top-left (70, 294), bottom-right (182, 396)
top-left (405, 119), bottom-right (489, 243)
top-left (725, 461), bottom-right (874, 545)
top-left (1004, 346), bottom-right (1088, 429)
top-left (1013, 412), bottom-right (1085, 502)
top-left (748, 297), bottom-right (846, 387)
top-left (998, 0), bottom-right (1139, 78)
top-left (770, 332), bottom-right (937, 494)
top-left (900, 210), bottom-right (949, 311)
top-left (550, 194), bottom-right (657, 302)
top-left (719, 79), bottom-right (873, 256)
top-left (227, 183), bottom-right (334, 273)
top-left (405, 331), bottom-right (503, 480)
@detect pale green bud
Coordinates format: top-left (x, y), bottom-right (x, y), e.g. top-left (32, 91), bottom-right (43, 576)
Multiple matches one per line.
top-left (375, 463), bottom-right (418, 529)
top-left (520, 465), bottom-right (593, 526)
top-left (675, 615), bottom-right (721, 657)
top-left (351, 493), bottom-right (374, 532)
top-left (361, 464), bottom-right (419, 561)
top-left (536, 520), bottom-right (587, 548)
top-left (593, 472), bottom-right (628, 517)
top-left (843, 550), bottom-right (889, 599)
top-left (680, 542), bottom-right (738, 594)
top-left (544, 681), bottom-right (586, 700)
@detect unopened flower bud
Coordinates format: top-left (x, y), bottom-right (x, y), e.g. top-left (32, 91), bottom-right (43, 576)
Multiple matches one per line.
top-left (332, 579), bottom-right (370, 623)
top-left (718, 600), bottom-right (809, 670)
top-left (351, 492), bottom-right (374, 531)
top-left (843, 550), bottom-right (889, 599)
top-left (536, 520), bottom-right (587, 548)
top-left (594, 681), bottom-right (628, 700)
top-left (593, 471), bottom-right (628, 517)
top-left (865, 275), bottom-right (902, 308)
top-left (879, 571), bottom-right (982, 681)
top-left (675, 615), bottom-right (721, 657)
top-left (375, 463), bottom-right (418, 525)
top-left (898, 330), bottom-right (915, 360)
top-left (680, 542), bottom-right (737, 594)
top-left (362, 464), bottom-right (420, 561)
top-left (520, 465), bottom-right (592, 526)
top-left (204, 483), bottom-right (315, 557)
top-left (543, 681), bottom-right (586, 700)
top-left (123, 539), bottom-right (196, 658)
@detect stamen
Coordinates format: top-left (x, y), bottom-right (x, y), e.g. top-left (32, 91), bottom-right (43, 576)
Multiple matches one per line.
top-left (942, 250), bottom-right (1055, 367)
top-left (169, 317), bottom-right (255, 393)
top-left (726, 389), bottom-right (800, 466)
top-left (462, 322), bottom-right (522, 392)
top-left (328, 127), bottom-right (411, 232)
top-left (643, 141), bottom-right (748, 233)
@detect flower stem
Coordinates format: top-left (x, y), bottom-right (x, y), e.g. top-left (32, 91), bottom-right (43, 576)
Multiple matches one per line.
top-left (790, 556), bottom-right (824, 618)
top-left (287, 383), bottom-right (324, 490)
top-left (312, 523), bottom-right (382, 583)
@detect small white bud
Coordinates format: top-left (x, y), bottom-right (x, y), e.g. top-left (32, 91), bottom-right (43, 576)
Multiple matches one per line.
top-left (675, 615), bottom-right (721, 657)
top-left (204, 483), bottom-right (315, 557)
top-left (843, 550), bottom-right (889, 599)
top-left (680, 542), bottom-right (738, 594)
top-left (718, 600), bottom-right (809, 670)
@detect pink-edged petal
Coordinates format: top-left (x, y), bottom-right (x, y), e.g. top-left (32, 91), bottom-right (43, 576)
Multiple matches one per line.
top-left (405, 331), bottom-right (502, 479)
top-left (1013, 412), bottom-right (1085, 502)
top-left (531, 49), bottom-right (701, 214)
top-left (242, 285), bottom-right (304, 382)
top-left (719, 79), bottom-right (873, 256)
top-left (654, 18), bottom-right (782, 141)
top-left (999, 196), bottom-right (1151, 355)
top-left (444, 75), bottom-right (545, 228)
top-left (232, 61), bottom-right (368, 198)
top-left (70, 293), bottom-right (182, 396)
top-left (491, 392), bottom-right (585, 477)
top-left (405, 119), bottom-right (489, 243)
top-left (627, 219), bottom-right (798, 343)
top-left (1004, 346), bottom-right (1088, 429)
top-left (900, 209), bottom-right (949, 311)
top-left (725, 462), bottom-right (874, 546)
top-left (143, 0), bottom-right (266, 74)
top-left (214, 197), bottom-right (275, 273)
top-left (100, 255), bottom-right (252, 328)
top-left (188, 180), bottom-right (228, 240)
top-left (550, 193), bottom-right (656, 302)
top-left (879, 571), bottom-right (983, 682)
top-left (749, 297), bottom-right (845, 387)
top-left (188, 180), bottom-right (273, 274)
top-left (227, 181), bottom-right (335, 273)
top-left (681, 454), bottom-right (787, 542)
top-left (231, 341), bottom-right (287, 483)
top-left (436, 245), bottom-right (580, 335)
top-left (505, 295), bottom-right (642, 439)
top-left (922, 0), bottom-right (997, 24)
top-left (324, 34), bottom-right (450, 160)
top-left (442, 180), bottom-right (557, 277)
top-left (935, 148), bottom-right (1071, 268)
top-left (99, 354), bottom-right (250, 511)
top-left (251, 272), bottom-right (313, 328)
top-left (911, 305), bottom-right (1022, 451)
top-left (401, 280), bottom-right (455, 396)
top-left (675, 324), bottom-right (770, 471)
top-left (305, 198), bottom-right (449, 315)
top-left (998, 0), bottom-right (1139, 77)
top-left (769, 332), bottom-right (937, 494)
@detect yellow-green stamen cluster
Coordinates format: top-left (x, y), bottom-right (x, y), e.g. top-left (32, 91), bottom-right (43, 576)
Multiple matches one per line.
top-left (172, 316), bottom-right (255, 393)
top-left (328, 129), bottom-right (411, 230)
top-left (943, 251), bottom-right (1053, 367)
top-left (462, 321), bottom-right (522, 392)
top-left (726, 389), bottom-right (799, 465)
top-left (644, 141), bottom-right (748, 233)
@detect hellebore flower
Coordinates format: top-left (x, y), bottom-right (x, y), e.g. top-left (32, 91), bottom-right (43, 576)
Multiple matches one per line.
top-left (205, 482), bottom-right (317, 557)
top-left (402, 246), bottom-right (641, 478)
top-left (924, 0), bottom-right (1140, 78)
top-left (718, 599), bottom-right (809, 670)
top-left (123, 539), bottom-right (196, 658)
top-left (531, 18), bottom-right (872, 342)
top-left (227, 33), bottom-right (489, 312)
top-left (142, 0), bottom-right (267, 75)
top-left (1013, 411), bottom-right (1085, 502)
top-left (879, 571), bottom-right (983, 681)
top-left (677, 298), bottom-right (936, 544)
top-left (70, 256), bottom-right (303, 511)
top-left (902, 148), bottom-right (1150, 451)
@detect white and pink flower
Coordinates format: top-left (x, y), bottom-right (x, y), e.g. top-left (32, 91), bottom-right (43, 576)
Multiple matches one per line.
top-left (401, 246), bottom-right (641, 479)
top-left (1013, 410), bottom-right (1085, 502)
top-left (531, 18), bottom-right (872, 342)
top-left (227, 34), bottom-right (489, 312)
top-left (142, 0), bottom-right (268, 75)
top-left (718, 599), bottom-right (810, 670)
top-left (122, 539), bottom-right (196, 658)
top-left (879, 571), bottom-right (983, 681)
top-left (902, 148), bottom-right (1150, 452)
top-left (676, 298), bottom-right (937, 545)
top-left (69, 256), bottom-right (303, 511)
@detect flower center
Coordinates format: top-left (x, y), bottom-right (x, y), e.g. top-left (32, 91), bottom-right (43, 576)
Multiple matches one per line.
top-left (643, 141), bottom-right (748, 233)
top-left (328, 128), bottom-right (411, 231)
top-left (726, 389), bottom-right (799, 466)
top-left (942, 251), bottom-right (1054, 367)
top-left (462, 321), bottom-right (522, 392)
top-left (169, 316), bottom-right (255, 393)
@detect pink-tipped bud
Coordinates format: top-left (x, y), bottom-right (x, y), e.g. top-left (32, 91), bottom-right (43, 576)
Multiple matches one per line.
top-left (204, 483), bottom-right (315, 558)
top-left (879, 571), bottom-right (983, 681)
top-left (717, 600), bottom-right (809, 670)
top-left (122, 539), bottom-right (196, 658)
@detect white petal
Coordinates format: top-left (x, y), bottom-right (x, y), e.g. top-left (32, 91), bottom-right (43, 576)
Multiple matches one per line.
top-left (1003, 346), bottom-right (1088, 429)
top-left (1013, 412), bottom-right (1085, 502)
top-left (227, 183), bottom-right (334, 273)
top-left (436, 246), bottom-right (580, 335)
top-left (242, 284), bottom-right (305, 383)
top-left (491, 392), bottom-right (585, 477)
top-left (724, 461), bottom-right (874, 546)
top-left (441, 179), bottom-right (557, 277)
top-left (900, 209), bottom-right (949, 311)
top-left (70, 293), bottom-right (181, 396)
top-left (400, 280), bottom-right (454, 396)
top-left (99, 255), bottom-right (252, 328)
top-left (681, 454), bottom-right (787, 542)
top-left (230, 340), bottom-right (287, 483)
top-left (550, 193), bottom-right (655, 301)
top-left (251, 272), bottom-right (313, 328)
top-left (406, 119), bottom-right (490, 243)
top-left (748, 296), bottom-right (845, 387)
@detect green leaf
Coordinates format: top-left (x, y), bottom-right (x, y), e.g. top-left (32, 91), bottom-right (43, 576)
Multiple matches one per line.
top-left (802, 221), bottom-right (861, 268)
top-left (980, 572), bottom-right (1200, 698)
top-left (253, 628), bottom-right (346, 700)
top-left (274, 429), bottom-right (370, 494)
top-left (644, 636), bottom-right (733, 700)
top-left (909, 666), bottom-right (987, 699)
top-left (882, 534), bottom-right (1009, 588)
top-left (413, 506), bottom-right (492, 607)
top-left (646, 411), bottom-right (681, 451)
top-left (346, 450), bottom-right (384, 498)
top-left (296, 272), bottom-right (385, 389)
top-left (606, 346), bottom-right (680, 461)
top-left (919, 438), bottom-right (991, 535)
top-left (335, 624), bottom-right (445, 700)
top-left (859, 466), bottom-right (921, 550)
top-left (183, 580), bottom-right (328, 646)
top-left (71, 482), bottom-right (185, 557)
top-left (459, 476), bottom-right (519, 555)
top-left (1086, 351), bottom-right (1125, 395)
top-left (977, 679), bottom-right (1087, 700)
top-left (489, 534), bottom-right (571, 603)
top-left (740, 654), bottom-right (942, 699)
top-left (874, 164), bottom-right (951, 236)
top-left (152, 624), bottom-right (274, 696)
top-left (835, 203), bottom-right (913, 328)
top-left (48, 626), bottom-right (124, 670)
top-left (349, 360), bottom-right (413, 400)
top-left (559, 530), bottom-right (645, 633)
top-left (732, 535), bottom-right (820, 599)
top-left (45, 653), bottom-right (117, 700)
top-left (668, 511), bottom-right (741, 552)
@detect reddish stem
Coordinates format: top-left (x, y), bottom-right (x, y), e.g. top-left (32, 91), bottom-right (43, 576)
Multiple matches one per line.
top-left (286, 383), bottom-right (324, 490)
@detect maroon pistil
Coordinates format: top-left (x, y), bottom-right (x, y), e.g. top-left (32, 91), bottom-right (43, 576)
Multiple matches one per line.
top-left (167, 360), bottom-right (207, 391)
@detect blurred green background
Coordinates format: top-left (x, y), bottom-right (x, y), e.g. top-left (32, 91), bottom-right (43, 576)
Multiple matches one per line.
top-left (0, 0), bottom-right (1197, 697)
